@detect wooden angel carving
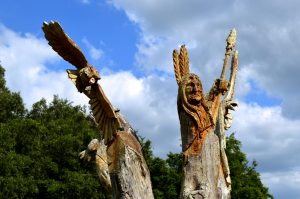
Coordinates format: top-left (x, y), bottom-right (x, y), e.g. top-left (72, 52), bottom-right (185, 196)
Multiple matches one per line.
top-left (42, 21), bottom-right (154, 199)
top-left (173, 29), bottom-right (238, 199)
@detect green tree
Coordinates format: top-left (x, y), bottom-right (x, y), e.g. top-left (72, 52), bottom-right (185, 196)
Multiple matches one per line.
top-left (140, 138), bottom-right (182, 199)
top-left (0, 65), bottom-right (26, 123)
top-left (141, 133), bottom-right (274, 199)
top-left (0, 64), bottom-right (273, 198)
top-left (0, 65), bottom-right (109, 198)
top-left (226, 133), bottom-right (274, 199)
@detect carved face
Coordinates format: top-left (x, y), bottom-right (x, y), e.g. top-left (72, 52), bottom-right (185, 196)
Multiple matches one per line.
top-left (184, 75), bottom-right (203, 105)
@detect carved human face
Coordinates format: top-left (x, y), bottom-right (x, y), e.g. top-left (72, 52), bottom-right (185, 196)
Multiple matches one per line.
top-left (185, 75), bottom-right (203, 105)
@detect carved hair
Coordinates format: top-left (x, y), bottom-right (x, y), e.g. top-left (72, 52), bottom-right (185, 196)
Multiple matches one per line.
top-left (173, 45), bottom-right (213, 131)
top-left (177, 74), bottom-right (213, 131)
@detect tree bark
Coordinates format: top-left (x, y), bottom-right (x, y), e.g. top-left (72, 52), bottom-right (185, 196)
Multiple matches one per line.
top-left (80, 113), bottom-right (154, 199)
top-left (173, 43), bottom-right (238, 199)
top-left (107, 113), bottom-right (154, 199)
top-left (42, 21), bottom-right (238, 199)
top-left (178, 108), bottom-right (230, 199)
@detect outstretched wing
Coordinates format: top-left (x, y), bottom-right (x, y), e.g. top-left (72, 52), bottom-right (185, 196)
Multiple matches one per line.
top-left (43, 21), bottom-right (121, 144)
top-left (42, 21), bottom-right (88, 69)
top-left (89, 84), bottom-right (122, 144)
top-left (66, 67), bottom-right (121, 145)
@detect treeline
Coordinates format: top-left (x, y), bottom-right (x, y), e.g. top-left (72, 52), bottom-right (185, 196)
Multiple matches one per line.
top-left (0, 65), bottom-right (272, 198)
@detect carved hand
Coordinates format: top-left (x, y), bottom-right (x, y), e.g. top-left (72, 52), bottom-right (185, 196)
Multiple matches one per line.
top-left (217, 79), bottom-right (230, 94)
top-left (224, 100), bottom-right (238, 130)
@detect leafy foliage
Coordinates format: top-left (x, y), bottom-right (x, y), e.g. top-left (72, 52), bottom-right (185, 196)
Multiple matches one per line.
top-left (0, 65), bottom-right (109, 198)
top-left (226, 133), bottom-right (274, 199)
top-left (0, 66), bottom-right (25, 123)
top-left (0, 64), bottom-right (273, 198)
top-left (141, 134), bottom-right (274, 199)
top-left (140, 138), bottom-right (182, 199)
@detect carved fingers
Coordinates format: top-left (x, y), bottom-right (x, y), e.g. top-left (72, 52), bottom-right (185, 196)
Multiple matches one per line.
top-left (224, 100), bottom-right (238, 130)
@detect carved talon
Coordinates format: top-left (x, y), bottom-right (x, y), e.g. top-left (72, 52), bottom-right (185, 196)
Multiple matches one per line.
top-left (79, 139), bottom-right (100, 162)
top-left (79, 150), bottom-right (86, 159)
top-left (87, 138), bottom-right (100, 151)
top-left (79, 150), bottom-right (93, 162)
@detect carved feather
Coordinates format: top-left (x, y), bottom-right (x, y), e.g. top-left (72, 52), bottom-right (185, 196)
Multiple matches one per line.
top-left (88, 84), bottom-right (121, 144)
top-left (43, 21), bottom-right (121, 144)
top-left (42, 21), bottom-right (88, 69)
top-left (173, 49), bottom-right (181, 84)
top-left (179, 45), bottom-right (190, 77)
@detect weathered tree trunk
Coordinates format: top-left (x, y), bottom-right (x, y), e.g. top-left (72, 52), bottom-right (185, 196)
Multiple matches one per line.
top-left (179, 111), bottom-right (230, 199)
top-left (80, 113), bottom-right (154, 199)
top-left (42, 21), bottom-right (154, 199)
top-left (80, 112), bottom-right (154, 198)
top-left (181, 134), bottom-right (229, 198)
top-left (173, 33), bottom-right (238, 198)
top-left (43, 21), bottom-right (238, 199)
top-left (106, 113), bottom-right (154, 199)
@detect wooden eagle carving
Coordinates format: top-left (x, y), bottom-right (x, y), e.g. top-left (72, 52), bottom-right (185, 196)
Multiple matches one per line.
top-left (42, 21), bottom-right (121, 144)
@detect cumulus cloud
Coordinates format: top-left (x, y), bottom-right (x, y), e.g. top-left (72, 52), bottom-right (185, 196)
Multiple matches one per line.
top-left (230, 102), bottom-right (300, 198)
top-left (107, 0), bottom-right (300, 198)
top-left (0, 23), bottom-right (88, 108)
top-left (108, 0), bottom-right (300, 120)
top-left (232, 103), bottom-right (300, 172)
top-left (100, 71), bottom-right (181, 157)
top-left (2, 0), bottom-right (300, 197)
top-left (0, 23), bottom-right (180, 157)
top-left (261, 171), bottom-right (300, 199)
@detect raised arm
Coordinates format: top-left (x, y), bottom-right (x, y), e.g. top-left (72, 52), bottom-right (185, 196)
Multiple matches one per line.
top-left (206, 29), bottom-right (237, 123)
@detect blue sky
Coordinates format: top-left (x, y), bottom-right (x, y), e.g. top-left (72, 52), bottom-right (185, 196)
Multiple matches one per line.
top-left (0, 0), bottom-right (139, 72)
top-left (1, 0), bottom-right (300, 198)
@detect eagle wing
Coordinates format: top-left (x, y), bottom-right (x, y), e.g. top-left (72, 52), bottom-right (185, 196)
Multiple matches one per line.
top-left (43, 21), bottom-right (121, 144)
top-left (42, 21), bottom-right (88, 69)
top-left (89, 84), bottom-right (122, 144)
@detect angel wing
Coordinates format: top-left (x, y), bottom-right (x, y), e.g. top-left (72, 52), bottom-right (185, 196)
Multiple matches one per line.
top-left (43, 21), bottom-right (121, 144)
top-left (42, 21), bottom-right (88, 69)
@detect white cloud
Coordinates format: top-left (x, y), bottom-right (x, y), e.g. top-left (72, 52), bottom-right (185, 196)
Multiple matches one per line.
top-left (100, 71), bottom-right (180, 157)
top-left (108, 0), bottom-right (300, 120)
top-left (98, 67), bottom-right (300, 198)
top-left (232, 103), bottom-right (300, 172)
top-left (106, 0), bottom-right (300, 198)
top-left (230, 102), bottom-right (300, 198)
top-left (2, 0), bottom-right (300, 196)
top-left (0, 23), bottom-right (88, 108)
top-left (261, 170), bottom-right (300, 199)
top-left (0, 23), bottom-right (180, 158)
